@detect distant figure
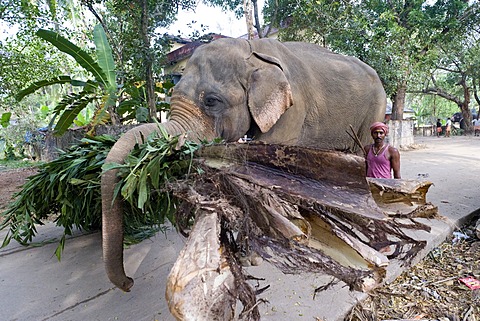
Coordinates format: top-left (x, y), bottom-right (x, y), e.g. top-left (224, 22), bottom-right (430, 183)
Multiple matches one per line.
top-left (445, 117), bottom-right (452, 137)
top-left (436, 119), bottom-right (442, 137)
top-left (459, 117), bottom-right (466, 135)
top-left (364, 122), bottom-right (401, 179)
top-left (473, 117), bottom-right (480, 136)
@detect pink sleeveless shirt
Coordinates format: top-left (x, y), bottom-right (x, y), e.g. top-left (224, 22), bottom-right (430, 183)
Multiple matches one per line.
top-left (366, 144), bottom-right (392, 178)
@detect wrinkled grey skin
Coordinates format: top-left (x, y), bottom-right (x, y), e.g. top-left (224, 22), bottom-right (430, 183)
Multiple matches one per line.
top-left (101, 38), bottom-right (386, 292)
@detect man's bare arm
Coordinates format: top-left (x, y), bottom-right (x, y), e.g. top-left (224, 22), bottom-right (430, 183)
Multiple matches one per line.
top-left (389, 146), bottom-right (401, 178)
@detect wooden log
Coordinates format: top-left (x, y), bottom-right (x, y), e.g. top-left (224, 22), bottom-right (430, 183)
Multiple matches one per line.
top-left (166, 208), bottom-right (237, 321)
top-left (165, 142), bottom-right (438, 319)
top-left (367, 178), bottom-right (438, 218)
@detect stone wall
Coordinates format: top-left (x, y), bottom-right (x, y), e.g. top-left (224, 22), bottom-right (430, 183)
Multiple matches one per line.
top-left (386, 120), bottom-right (415, 149)
top-left (41, 125), bottom-right (138, 162)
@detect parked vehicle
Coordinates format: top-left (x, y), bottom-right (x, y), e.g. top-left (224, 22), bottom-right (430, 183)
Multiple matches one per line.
top-left (452, 112), bottom-right (477, 123)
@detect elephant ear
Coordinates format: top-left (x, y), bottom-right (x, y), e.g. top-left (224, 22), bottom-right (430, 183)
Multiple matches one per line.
top-left (247, 52), bottom-right (293, 133)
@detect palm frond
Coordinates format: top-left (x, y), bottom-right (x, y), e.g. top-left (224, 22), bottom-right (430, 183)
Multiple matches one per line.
top-left (16, 76), bottom-right (87, 101)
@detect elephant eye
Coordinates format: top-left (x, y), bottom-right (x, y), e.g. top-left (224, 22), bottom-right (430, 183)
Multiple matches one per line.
top-left (204, 95), bottom-right (223, 110)
top-left (205, 97), bottom-right (216, 106)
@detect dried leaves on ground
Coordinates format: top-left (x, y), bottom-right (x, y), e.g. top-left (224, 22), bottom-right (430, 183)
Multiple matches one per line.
top-left (348, 218), bottom-right (480, 321)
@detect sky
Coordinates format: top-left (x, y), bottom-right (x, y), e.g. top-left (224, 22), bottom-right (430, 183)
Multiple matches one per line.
top-left (0, 2), bottom-right (265, 42)
top-left (160, 1), bottom-right (264, 39)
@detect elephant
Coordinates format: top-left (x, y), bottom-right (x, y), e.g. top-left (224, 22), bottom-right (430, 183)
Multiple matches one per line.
top-left (101, 37), bottom-right (387, 292)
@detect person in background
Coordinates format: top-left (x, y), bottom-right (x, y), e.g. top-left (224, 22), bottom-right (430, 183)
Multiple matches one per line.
top-left (459, 117), bottom-right (467, 135)
top-left (473, 116), bottom-right (480, 136)
top-left (364, 122), bottom-right (401, 179)
top-left (436, 119), bottom-right (442, 137)
top-left (445, 117), bottom-right (452, 137)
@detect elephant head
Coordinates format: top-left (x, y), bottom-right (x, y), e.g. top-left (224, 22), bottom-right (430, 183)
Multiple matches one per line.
top-left (102, 38), bottom-right (386, 291)
top-left (101, 38), bottom-right (299, 291)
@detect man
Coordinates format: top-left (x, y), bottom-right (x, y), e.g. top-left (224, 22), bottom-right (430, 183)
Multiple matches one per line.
top-left (473, 117), bottom-right (480, 136)
top-left (363, 122), bottom-right (401, 179)
top-left (436, 119), bottom-right (443, 137)
top-left (445, 117), bottom-right (452, 137)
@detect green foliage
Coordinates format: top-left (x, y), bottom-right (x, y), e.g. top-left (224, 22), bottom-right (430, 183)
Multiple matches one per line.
top-left (14, 26), bottom-right (119, 136)
top-left (36, 28), bottom-right (110, 87)
top-left (0, 135), bottom-right (116, 257)
top-left (105, 125), bottom-right (202, 223)
top-left (1, 112), bottom-right (11, 128)
top-left (1, 126), bottom-right (204, 258)
top-left (93, 24), bottom-right (117, 91)
top-left (15, 76), bottom-right (88, 102)
top-left (117, 80), bottom-right (175, 123)
top-left (49, 82), bottom-right (98, 131)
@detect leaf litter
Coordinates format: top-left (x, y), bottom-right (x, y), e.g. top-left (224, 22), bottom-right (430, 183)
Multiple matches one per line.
top-left (348, 217), bottom-right (480, 321)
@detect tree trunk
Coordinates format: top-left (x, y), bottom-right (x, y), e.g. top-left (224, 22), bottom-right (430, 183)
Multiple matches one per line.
top-left (473, 79), bottom-right (480, 117)
top-left (459, 76), bottom-right (472, 133)
top-left (252, 0), bottom-right (263, 38)
top-left (243, 0), bottom-right (255, 40)
top-left (391, 79), bottom-right (407, 120)
top-left (140, 0), bottom-right (156, 120)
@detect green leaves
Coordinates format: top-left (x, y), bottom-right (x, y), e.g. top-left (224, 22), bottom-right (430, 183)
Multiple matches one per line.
top-left (0, 135), bottom-right (116, 259)
top-left (16, 25), bottom-right (119, 135)
top-left (1, 127), bottom-right (204, 259)
top-left (93, 24), bottom-right (116, 91)
top-left (15, 76), bottom-right (87, 102)
top-left (36, 29), bottom-right (110, 88)
top-left (108, 124), bottom-right (202, 214)
top-left (1, 112), bottom-right (12, 128)
top-left (49, 83), bottom-right (98, 135)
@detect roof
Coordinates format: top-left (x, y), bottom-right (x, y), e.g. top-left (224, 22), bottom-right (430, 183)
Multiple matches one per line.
top-left (166, 34), bottom-right (229, 64)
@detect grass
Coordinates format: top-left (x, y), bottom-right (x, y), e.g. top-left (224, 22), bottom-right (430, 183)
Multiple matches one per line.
top-left (0, 159), bottom-right (41, 170)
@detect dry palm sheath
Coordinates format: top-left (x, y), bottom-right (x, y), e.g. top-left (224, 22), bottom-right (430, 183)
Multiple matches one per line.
top-left (165, 142), bottom-right (437, 321)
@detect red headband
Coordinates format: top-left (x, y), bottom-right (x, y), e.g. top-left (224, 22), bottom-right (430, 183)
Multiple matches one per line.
top-left (370, 122), bottom-right (389, 135)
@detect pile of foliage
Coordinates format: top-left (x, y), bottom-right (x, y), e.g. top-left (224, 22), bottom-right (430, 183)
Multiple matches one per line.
top-left (0, 128), bottom-right (203, 258)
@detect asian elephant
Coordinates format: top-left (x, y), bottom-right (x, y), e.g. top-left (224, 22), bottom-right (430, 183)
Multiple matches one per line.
top-left (101, 38), bottom-right (386, 292)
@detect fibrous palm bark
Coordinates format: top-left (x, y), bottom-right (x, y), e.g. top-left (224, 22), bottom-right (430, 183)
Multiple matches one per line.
top-left (166, 143), bottom-right (437, 320)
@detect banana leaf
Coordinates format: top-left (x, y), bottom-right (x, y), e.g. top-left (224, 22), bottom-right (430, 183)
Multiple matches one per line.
top-left (93, 24), bottom-right (116, 92)
top-left (36, 29), bottom-right (110, 87)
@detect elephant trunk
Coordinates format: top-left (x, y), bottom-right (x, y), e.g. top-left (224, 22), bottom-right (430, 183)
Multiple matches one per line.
top-left (102, 96), bottom-right (215, 291)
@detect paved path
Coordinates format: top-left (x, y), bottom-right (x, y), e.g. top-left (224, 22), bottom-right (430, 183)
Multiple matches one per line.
top-left (1, 135), bottom-right (479, 321)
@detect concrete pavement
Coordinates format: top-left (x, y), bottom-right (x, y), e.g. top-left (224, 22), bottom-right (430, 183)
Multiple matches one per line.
top-left (1, 135), bottom-right (479, 321)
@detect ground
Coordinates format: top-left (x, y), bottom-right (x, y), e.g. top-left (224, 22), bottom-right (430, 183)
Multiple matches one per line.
top-left (348, 221), bottom-right (480, 321)
top-left (0, 167), bottom-right (38, 213)
top-left (0, 151), bottom-right (479, 320)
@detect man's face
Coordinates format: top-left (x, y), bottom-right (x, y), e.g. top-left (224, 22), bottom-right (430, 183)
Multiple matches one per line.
top-left (371, 129), bottom-right (386, 143)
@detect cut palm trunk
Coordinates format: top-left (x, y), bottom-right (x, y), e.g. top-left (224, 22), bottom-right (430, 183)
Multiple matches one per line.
top-left (367, 178), bottom-right (438, 218)
top-left (166, 208), bottom-right (240, 321)
top-left (166, 143), bottom-right (438, 321)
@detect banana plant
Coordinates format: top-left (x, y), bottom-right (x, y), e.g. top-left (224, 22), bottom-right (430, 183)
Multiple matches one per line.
top-left (16, 25), bottom-right (117, 135)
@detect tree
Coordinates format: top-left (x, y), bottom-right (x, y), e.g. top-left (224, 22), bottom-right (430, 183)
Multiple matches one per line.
top-left (203, 0), bottom-right (265, 37)
top-left (16, 26), bottom-right (118, 134)
top-left (415, 2), bottom-right (480, 132)
top-left (265, 0), bottom-right (480, 121)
